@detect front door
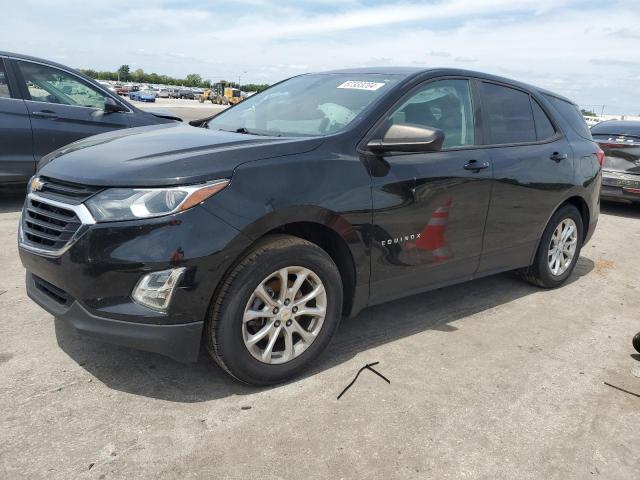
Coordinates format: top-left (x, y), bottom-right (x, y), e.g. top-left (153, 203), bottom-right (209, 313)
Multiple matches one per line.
top-left (368, 78), bottom-right (493, 304)
top-left (13, 59), bottom-right (131, 160)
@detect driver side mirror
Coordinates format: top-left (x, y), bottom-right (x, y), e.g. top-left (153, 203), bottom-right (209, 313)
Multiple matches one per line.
top-left (368, 123), bottom-right (445, 154)
top-left (104, 97), bottom-right (127, 114)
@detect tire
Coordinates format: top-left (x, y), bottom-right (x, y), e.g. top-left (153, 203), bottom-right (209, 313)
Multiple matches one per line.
top-left (633, 332), bottom-right (640, 354)
top-left (520, 204), bottom-right (583, 288)
top-left (205, 234), bottom-right (343, 385)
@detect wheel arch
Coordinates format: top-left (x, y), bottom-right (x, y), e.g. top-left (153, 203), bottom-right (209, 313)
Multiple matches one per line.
top-left (265, 221), bottom-right (357, 317)
top-left (234, 206), bottom-right (364, 317)
top-left (530, 194), bottom-right (590, 264)
top-left (560, 195), bottom-right (590, 236)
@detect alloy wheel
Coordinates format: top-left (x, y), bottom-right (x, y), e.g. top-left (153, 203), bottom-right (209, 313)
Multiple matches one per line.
top-left (242, 266), bottom-right (327, 364)
top-left (547, 218), bottom-right (578, 276)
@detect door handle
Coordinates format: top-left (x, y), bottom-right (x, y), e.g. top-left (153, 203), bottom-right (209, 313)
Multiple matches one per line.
top-left (463, 160), bottom-right (490, 172)
top-left (32, 110), bottom-right (58, 119)
top-left (549, 152), bottom-right (567, 162)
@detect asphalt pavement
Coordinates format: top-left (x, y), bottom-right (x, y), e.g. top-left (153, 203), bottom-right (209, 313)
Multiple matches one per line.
top-left (1, 189), bottom-right (639, 479)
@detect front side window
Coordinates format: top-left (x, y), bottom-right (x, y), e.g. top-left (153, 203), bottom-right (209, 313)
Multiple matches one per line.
top-left (0, 61), bottom-right (11, 98)
top-left (207, 74), bottom-right (402, 137)
top-left (482, 82), bottom-right (536, 144)
top-left (386, 79), bottom-right (475, 149)
top-left (17, 61), bottom-right (106, 109)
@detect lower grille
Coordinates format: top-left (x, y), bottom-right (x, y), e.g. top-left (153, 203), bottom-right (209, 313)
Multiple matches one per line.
top-left (33, 275), bottom-right (71, 305)
top-left (22, 197), bottom-right (82, 251)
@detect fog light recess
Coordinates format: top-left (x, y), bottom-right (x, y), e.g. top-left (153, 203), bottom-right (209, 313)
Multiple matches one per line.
top-left (132, 267), bottom-right (187, 311)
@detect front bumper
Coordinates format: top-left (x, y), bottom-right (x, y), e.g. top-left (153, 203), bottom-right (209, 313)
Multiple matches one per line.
top-left (601, 170), bottom-right (640, 203)
top-left (27, 272), bottom-right (203, 362)
top-left (19, 202), bottom-right (251, 362)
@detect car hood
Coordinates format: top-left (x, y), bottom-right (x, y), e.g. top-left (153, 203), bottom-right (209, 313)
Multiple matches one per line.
top-left (37, 123), bottom-right (324, 187)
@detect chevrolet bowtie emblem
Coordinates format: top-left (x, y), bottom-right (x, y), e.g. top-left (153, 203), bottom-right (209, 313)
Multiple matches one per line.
top-left (30, 177), bottom-right (45, 192)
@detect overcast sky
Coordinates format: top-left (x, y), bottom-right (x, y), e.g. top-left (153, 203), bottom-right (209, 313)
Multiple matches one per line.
top-left (3, 0), bottom-right (640, 114)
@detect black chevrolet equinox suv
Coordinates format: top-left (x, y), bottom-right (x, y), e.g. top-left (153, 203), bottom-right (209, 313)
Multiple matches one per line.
top-left (19, 68), bottom-right (602, 385)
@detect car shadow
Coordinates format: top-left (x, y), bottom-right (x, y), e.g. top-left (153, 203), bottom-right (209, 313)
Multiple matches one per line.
top-left (56, 256), bottom-right (594, 403)
top-left (601, 200), bottom-right (640, 219)
top-left (0, 187), bottom-right (26, 214)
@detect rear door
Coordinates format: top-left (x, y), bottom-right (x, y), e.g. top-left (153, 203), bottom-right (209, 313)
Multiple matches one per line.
top-left (368, 78), bottom-right (493, 304)
top-left (476, 81), bottom-right (576, 274)
top-left (12, 59), bottom-right (131, 160)
top-left (0, 57), bottom-right (34, 183)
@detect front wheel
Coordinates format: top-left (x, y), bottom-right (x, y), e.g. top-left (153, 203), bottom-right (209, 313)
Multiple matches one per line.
top-left (520, 204), bottom-right (583, 288)
top-left (205, 235), bottom-right (343, 385)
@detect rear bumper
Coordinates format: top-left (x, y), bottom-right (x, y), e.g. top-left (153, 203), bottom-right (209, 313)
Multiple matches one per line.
top-left (26, 272), bottom-right (203, 362)
top-left (600, 185), bottom-right (640, 203)
top-left (601, 171), bottom-right (640, 203)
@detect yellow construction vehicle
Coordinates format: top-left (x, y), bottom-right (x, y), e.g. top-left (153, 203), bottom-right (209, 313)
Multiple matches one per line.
top-left (198, 81), bottom-right (243, 105)
top-left (224, 86), bottom-right (243, 105)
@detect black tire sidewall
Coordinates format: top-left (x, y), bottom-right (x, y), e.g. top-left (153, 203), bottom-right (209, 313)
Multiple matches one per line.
top-left (535, 205), bottom-right (583, 287)
top-left (212, 243), bottom-right (343, 385)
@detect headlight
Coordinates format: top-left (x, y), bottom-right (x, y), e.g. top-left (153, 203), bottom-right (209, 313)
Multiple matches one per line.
top-left (85, 179), bottom-right (229, 222)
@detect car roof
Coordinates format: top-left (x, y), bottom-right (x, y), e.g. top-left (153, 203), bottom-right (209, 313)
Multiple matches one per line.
top-left (0, 50), bottom-right (80, 72)
top-left (593, 120), bottom-right (640, 128)
top-left (316, 66), bottom-right (575, 104)
top-left (591, 120), bottom-right (640, 134)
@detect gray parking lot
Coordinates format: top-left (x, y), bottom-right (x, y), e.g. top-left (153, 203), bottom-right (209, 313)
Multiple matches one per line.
top-left (1, 188), bottom-right (639, 479)
top-left (134, 98), bottom-right (228, 122)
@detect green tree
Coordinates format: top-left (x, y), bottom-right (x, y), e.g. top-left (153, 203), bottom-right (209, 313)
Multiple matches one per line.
top-left (185, 73), bottom-right (202, 87)
top-left (580, 108), bottom-right (596, 117)
top-left (78, 66), bottom-right (270, 91)
top-left (240, 83), bottom-right (270, 93)
top-left (132, 68), bottom-right (145, 82)
top-left (117, 65), bottom-right (130, 82)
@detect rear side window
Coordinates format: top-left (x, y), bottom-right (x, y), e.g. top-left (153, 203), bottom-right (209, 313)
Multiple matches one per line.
top-left (531, 99), bottom-right (556, 140)
top-left (481, 82), bottom-right (536, 144)
top-left (0, 61), bottom-right (11, 98)
top-left (543, 94), bottom-right (591, 140)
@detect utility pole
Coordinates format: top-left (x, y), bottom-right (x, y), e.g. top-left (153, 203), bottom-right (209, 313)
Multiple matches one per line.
top-left (238, 71), bottom-right (247, 90)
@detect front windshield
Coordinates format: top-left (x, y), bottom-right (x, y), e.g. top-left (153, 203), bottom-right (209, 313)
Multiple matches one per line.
top-left (207, 73), bottom-right (402, 136)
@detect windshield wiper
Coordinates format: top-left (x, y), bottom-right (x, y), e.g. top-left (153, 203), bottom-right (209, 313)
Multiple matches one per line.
top-left (217, 127), bottom-right (278, 137)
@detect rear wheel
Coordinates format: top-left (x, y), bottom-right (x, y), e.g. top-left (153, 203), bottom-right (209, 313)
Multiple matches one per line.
top-left (520, 204), bottom-right (583, 288)
top-left (205, 235), bottom-right (343, 385)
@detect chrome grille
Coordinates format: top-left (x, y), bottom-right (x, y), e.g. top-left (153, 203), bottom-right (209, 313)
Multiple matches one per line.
top-left (21, 197), bottom-right (82, 251)
top-left (36, 176), bottom-right (102, 205)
